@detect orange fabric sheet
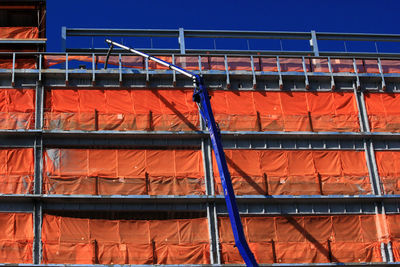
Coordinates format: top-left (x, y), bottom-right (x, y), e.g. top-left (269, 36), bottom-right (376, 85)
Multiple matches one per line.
top-left (43, 148), bottom-right (204, 195)
top-left (385, 214), bottom-right (400, 261)
top-left (175, 56), bottom-right (204, 71)
top-left (0, 27), bottom-right (38, 39)
top-left (259, 57), bottom-right (278, 72)
top-left (43, 55), bottom-right (92, 68)
top-left (0, 58), bottom-right (36, 69)
top-left (40, 56), bottom-right (400, 73)
top-left (380, 60), bottom-right (400, 74)
top-left (209, 91), bottom-right (359, 132)
top-left (213, 150), bottom-right (370, 195)
top-left (42, 214), bottom-right (210, 264)
top-left (375, 151), bottom-right (400, 194)
top-left (227, 57), bottom-right (252, 71)
top-left (0, 148), bottom-right (34, 194)
top-left (219, 215), bottom-right (381, 264)
top-left (364, 93), bottom-right (400, 132)
top-left (0, 89), bottom-right (35, 129)
top-left (0, 213), bottom-right (33, 263)
top-left (44, 89), bottom-right (199, 131)
top-left (280, 58), bottom-right (310, 72)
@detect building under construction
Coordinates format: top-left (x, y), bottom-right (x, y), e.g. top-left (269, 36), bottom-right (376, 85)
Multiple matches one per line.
top-left (2, 0), bottom-right (400, 265)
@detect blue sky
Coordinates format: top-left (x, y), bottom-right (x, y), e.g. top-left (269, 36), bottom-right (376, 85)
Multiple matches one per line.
top-left (46, 0), bottom-right (400, 53)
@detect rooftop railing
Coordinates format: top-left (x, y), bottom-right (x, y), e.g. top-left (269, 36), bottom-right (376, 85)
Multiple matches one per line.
top-left (62, 28), bottom-right (400, 57)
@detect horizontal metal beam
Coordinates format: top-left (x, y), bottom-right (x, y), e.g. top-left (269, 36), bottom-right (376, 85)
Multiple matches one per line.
top-left (0, 39), bottom-right (47, 44)
top-left (2, 130), bottom-right (400, 148)
top-left (317, 32), bottom-right (400, 42)
top-left (65, 28), bottom-right (400, 42)
top-left (66, 28), bottom-right (179, 37)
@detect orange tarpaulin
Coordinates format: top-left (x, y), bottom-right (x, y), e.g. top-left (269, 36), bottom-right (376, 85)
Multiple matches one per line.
top-left (45, 90), bottom-right (359, 133)
top-left (175, 56), bottom-right (205, 71)
top-left (219, 215), bottom-right (381, 264)
top-left (44, 89), bottom-right (199, 131)
top-left (0, 27), bottom-right (39, 39)
top-left (43, 148), bottom-right (205, 195)
top-left (0, 213), bottom-right (33, 263)
top-left (40, 55), bottom-right (400, 74)
top-left (0, 58), bottom-right (36, 69)
top-left (364, 93), bottom-right (400, 132)
top-left (375, 151), bottom-right (400, 194)
top-left (0, 148), bottom-right (34, 194)
top-left (42, 214), bottom-right (210, 264)
top-left (209, 91), bottom-right (359, 132)
top-left (0, 89), bottom-right (35, 129)
top-left (380, 60), bottom-right (400, 74)
top-left (385, 214), bottom-right (400, 261)
top-left (43, 55), bottom-right (92, 68)
top-left (213, 150), bottom-right (371, 195)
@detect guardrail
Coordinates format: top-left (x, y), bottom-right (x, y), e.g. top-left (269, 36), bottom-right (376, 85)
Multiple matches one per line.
top-left (62, 28), bottom-right (400, 57)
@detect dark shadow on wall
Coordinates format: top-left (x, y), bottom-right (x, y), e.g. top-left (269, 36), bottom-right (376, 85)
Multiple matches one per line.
top-left (225, 156), bottom-right (266, 195)
top-left (286, 216), bottom-right (340, 263)
top-left (152, 90), bottom-right (198, 131)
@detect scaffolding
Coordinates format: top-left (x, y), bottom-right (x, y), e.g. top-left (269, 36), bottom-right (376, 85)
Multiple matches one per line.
top-left (3, 2), bottom-right (400, 265)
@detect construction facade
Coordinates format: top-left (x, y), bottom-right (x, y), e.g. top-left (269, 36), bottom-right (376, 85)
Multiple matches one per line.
top-left (2, 0), bottom-right (400, 265)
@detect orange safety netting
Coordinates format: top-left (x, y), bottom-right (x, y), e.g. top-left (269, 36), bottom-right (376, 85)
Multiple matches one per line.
top-left (209, 91), bottom-right (359, 132)
top-left (0, 148), bottom-right (34, 194)
top-left (380, 60), bottom-right (400, 74)
top-left (219, 215), bottom-right (382, 264)
top-left (41, 55), bottom-right (400, 74)
top-left (42, 214), bottom-right (210, 264)
top-left (0, 89), bottom-right (35, 129)
top-left (43, 148), bottom-right (204, 195)
top-left (0, 58), bottom-right (36, 69)
top-left (0, 213), bottom-right (33, 263)
top-left (364, 93), bottom-right (400, 132)
top-left (0, 27), bottom-right (39, 39)
top-left (375, 151), bottom-right (400, 194)
top-left (213, 150), bottom-right (370, 195)
top-left (256, 57), bottom-right (310, 72)
top-left (43, 55), bottom-right (92, 68)
top-left (44, 89), bottom-right (199, 131)
top-left (387, 215), bottom-right (400, 261)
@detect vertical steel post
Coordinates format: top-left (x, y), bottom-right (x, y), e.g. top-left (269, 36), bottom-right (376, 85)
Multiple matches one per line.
top-left (92, 53), bottom-right (96, 86)
top-left (302, 56), bottom-right (310, 89)
top-left (118, 53), bottom-right (123, 86)
top-left (38, 54), bottom-right (42, 82)
top-left (276, 56), bottom-right (283, 89)
top-left (11, 52), bottom-right (15, 87)
top-left (172, 54), bottom-right (177, 86)
top-left (65, 53), bottom-right (69, 85)
top-left (327, 56), bottom-right (335, 90)
top-left (353, 58), bottom-right (361, 90)
top-left (178, 27), bottom-right (186, 54)
top-left (224, 55), bottom-right (230, 89)
top-left (61, 26), bottom-right (67, 52)
top-left (250, 56), bottom-right (257, 89)
top-left (377, 58), bottom-right (386, 91)
top-left (33, 201), bottom-right (42, 264)
top-left (310, 30), bottom-right (319, 56)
